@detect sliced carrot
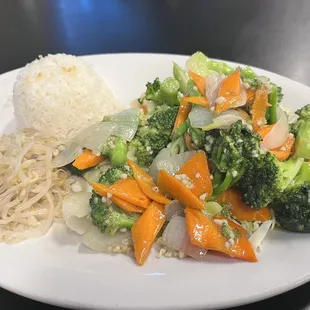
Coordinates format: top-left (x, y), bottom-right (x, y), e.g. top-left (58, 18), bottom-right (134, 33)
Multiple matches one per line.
top-left (269, 135), bottom-right (295, 162)
top-left (182, 96), bottom-right (209, 107)
top-left (256, 124), bottom-right (275, 138)
top-left (176, 151), bottom-right (213, 198)
top-left (216, 69), bottom-right (242, 114)
top-left (72, 149), bottom-right (105, 170)
top-left (251, 89), bottom-right (268, 131)
top-left (246, 88), bottom-right (255, 104)
top-left (216, 188), bottom-right (271, 222)
top-left (185, 208), bottom-right (257, 262)
top-left (172, 98), bottom-right (191, 135)
top-left (132, 201), bottom-right (166, 266)
top-left (157, 170), bottom-right (205, 210)
top-left (236, 108), bottom-right (250, 121)
top-left (128, 160), bottom-right (170, 205)
top-left (189, 71), bottom-right (206, 95)
top-left (105, 178), bottom-right (150, 209)
top-left (92, 182), bottom-right (145, 213)
top-left (214, 214), bottom-right (248, 236)
top-left (257, 126), bottom-right (295, 162)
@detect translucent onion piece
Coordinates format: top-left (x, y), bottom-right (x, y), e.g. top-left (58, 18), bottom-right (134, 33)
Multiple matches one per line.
top-left (165, 200), bottom-right (185, 221)
top-left (82, 224), bottom-right (132, 253)
top-left (189, 105), bottom-right (215, 128)
top-left (203, 109), bottom-right (244, 131)
top-left (261, 107), bottom-right (289, 150)
top-left (148, 150), bottom-right (196, 180)
top-left (65, 216), bottom-right (91, 235)
top-left (162, 216), bottom-right (208, 261)
top-left (205, 75), bottom-right (226, 105)
top-left (105, 108), bottom-right (140, 141)
top-left (62, 191), bottom-right (91, 235)
top-left (62, 191), bottom-right (91, 219)
top-left (249, 220), bottom-right (272, 251)
top-left (53, 109), bottom-right (139, 168)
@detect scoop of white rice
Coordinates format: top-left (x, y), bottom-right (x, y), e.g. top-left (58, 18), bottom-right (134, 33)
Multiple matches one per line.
top-left (13, 54), bottom-right (121, 138)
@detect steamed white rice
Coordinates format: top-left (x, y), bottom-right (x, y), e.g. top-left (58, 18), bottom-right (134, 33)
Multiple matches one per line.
top-left (13, 54), bottom-right (121, 138)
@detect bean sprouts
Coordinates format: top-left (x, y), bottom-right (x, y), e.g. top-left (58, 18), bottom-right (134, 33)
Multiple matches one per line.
top-left (0, 129), bottom-right (72, 244)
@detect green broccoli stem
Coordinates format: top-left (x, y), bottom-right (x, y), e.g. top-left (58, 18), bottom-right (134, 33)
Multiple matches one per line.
top-left (267, 85), bottom-right (278, 124)
top-left (109, 137), bottom-right (128, 166)
top-left (207, 60), bottom-right (235, 75)
top-left (240, 66), bottom-right (257, 81)
top-left (172, 120), bottom-right (190, 140)
top-left (160, 77), bottom-right (180, 106)
top-left (173, 62), bottom-right (190, 94)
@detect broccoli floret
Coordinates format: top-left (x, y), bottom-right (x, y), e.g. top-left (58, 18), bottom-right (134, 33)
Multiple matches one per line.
top-left (273, 162), bottom-right (310, 232)
top-left (90, 192), bottom-right (139, 235)
top-left (148, 105), bottom-right (179, 135)
top-left (296, 104), bottom-right (310, 119)
top-left (128, 105), bottom-right (178, 166)
top-left (207, 121), bottom-right (262, 199)
top-left (188, 126), bottom-right (205, 149)
top-left (138, 78), bottom-right (162, 104)
top-left (291, 104), bottom-right (310, 159)
top-left (99, 166), bottom-right (132, 185)
top-left (237, 153), bottom-right (304, 209)
top-left (139, 77), bottom-right (180, 106)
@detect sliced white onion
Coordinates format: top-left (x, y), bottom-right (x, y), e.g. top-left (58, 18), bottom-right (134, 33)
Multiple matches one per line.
top-left (82, 224), bottom-right (132, 253)
top-left (189, 105), bottom-right (215, 128)
top-left (105, 108), bottom-right (140, 141)
top-left (148, 150), bottom-right (196, 180)
top-left (65, 216), bottom-right (92, 235)
top-left (53, 109), bottom-right (139, 168)
top-left (62, 191), bottom-right (91, 219)
top-left (162, 216), bottom-right (208, 261)
top-left (203, 109), bottom-right (244, 131)
top-left (165, 200), bottom-right (185, 221)
top-left (249, 220), bottom-right (272, 251)
top-left (261, 107), bottom-right (289, 150)
top-left (205, 75), bottom-right (226, 105)
top-left (62, 191), bottom-right (92, 235)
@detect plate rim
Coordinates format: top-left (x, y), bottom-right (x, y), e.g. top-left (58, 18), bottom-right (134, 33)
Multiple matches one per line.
top-left (0, 52), bottom-right (310, 310)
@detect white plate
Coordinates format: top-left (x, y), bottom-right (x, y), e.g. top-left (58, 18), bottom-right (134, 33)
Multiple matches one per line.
top-left (0, 53), bottom-right (310, 310)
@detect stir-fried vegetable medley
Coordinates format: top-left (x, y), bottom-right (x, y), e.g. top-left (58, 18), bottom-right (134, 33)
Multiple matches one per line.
top-left (64, 51), bottom-right (310, 266)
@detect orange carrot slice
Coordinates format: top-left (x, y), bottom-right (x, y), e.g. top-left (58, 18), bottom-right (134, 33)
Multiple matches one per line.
top-left (176, 151), bottom-right (213, 199)
top-left (92, 183), bottom-right (145, 213)
top-left (106, 178), bottom-right (150, 209)
top-left (216, 69), bottom-right (242, 114)
top-left (172, 98), bottom-right (191, 135)
top-left (216, 188), bottom-right (271, 222)
top-left (189, 71), bottom-right (206, 95)
top-left (157, 170), bottom-right (205, 210)
top-left (269, 135), bottom-right (295, 162)
top-left (251, 89), bottom-right (268, 131)
top-left (257, 126), bottom-right (295, 162)
top-left (132, 201), bottom-right (166, 266)
top-left (256, 124), bottom-right (275, 138)
top-left (185, 208), bottom-right (257, 262)
top-left (128, 160), bottom-right (170, 205)
top-left (72, 149), bottom-right (105, 170)
top-left (246, 88), bottom-right (255, 104)
top-left (182, 96), bottom-right (209, 107)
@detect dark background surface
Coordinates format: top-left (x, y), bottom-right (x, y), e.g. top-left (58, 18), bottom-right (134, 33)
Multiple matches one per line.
top-left (0, 0), bottom-right (310, 309)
